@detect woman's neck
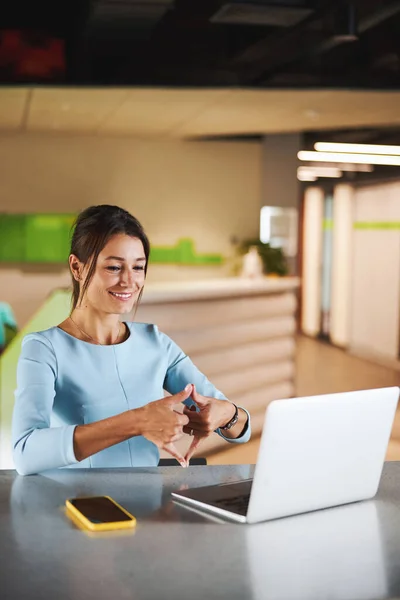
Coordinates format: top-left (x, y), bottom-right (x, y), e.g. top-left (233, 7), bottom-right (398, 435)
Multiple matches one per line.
top-left (69, 309), bottom-right (122, 345)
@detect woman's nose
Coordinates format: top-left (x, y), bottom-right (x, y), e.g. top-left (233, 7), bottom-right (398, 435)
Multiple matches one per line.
top-left (120, 268), bottom-right (134, 287)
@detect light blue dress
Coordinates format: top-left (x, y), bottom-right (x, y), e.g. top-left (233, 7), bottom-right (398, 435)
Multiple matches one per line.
top-left (12, 323), bottom-right (251, 475)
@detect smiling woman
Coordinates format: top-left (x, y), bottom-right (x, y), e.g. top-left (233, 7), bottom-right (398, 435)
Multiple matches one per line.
top-left (11, 205), bottom-right (251, 475)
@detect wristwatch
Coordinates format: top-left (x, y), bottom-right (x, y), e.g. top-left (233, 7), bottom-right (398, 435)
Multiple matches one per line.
top-left (220, 403), bottom-right (239, 431)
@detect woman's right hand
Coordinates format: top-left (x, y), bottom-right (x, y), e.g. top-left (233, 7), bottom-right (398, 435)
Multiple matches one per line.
top-left (137, 384), bottom-right (192, 467)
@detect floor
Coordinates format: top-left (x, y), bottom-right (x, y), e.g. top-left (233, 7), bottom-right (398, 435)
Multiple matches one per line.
top-left (209, 335), bottom-right (400, 465)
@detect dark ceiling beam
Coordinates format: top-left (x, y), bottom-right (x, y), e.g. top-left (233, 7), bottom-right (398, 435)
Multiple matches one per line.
top-left (237, 1), bottom-right (400, 85)
top-left (305, 0), bottom-right (400, 59)
top-left (259, 1), bottom-right (400, 84)
top-left (231, 1), bottom-right (332, 73)
top-left (268, 67), bottom-right (400, 88)
top-left (147, 64), bottom-right (239, 85)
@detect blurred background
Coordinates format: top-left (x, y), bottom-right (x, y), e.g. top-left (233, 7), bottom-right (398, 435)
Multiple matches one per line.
top-left (1, 0), bottom-right (400, 467)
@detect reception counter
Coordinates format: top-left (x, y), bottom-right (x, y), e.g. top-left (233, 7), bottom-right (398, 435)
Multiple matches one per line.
top-left (137, 276), bottom-right (300, 457)
top-left (1, 463), bottom-right (400, 600)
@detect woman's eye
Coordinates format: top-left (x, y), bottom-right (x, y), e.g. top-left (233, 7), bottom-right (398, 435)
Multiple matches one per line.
top-left (106, 265), bottom-right (144, 273)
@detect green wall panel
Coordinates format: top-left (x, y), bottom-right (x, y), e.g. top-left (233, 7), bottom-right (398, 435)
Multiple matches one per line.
top-left (354, 222), bottom-right (400, 230)
top-left (0, 215), bottom-right (26, 261)
top-left (25, 214), bottom-right (74, 263)
top-left (0, 214), bottom-right (223, 266)
top-left (150, 238), bottom-right (223, 265)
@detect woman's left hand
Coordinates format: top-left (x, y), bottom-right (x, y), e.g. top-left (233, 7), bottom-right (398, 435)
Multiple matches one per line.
top-left (182, 385), bottom-right (237, 463)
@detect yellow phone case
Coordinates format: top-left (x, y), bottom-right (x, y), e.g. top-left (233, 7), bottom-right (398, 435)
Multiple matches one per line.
top-left (65, 496), bottom-right (137, 532)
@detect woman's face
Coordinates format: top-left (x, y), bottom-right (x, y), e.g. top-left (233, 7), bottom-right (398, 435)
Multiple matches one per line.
top-left (79, 234), bottom-right (146, 315)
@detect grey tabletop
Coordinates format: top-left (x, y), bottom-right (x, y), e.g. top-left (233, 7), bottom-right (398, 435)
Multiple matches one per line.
top-left (1, 463), bottom-right (400, 600)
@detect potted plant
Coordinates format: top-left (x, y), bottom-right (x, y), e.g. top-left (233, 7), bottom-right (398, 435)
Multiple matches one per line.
top-left (238, 239), bottom-right (288, 276)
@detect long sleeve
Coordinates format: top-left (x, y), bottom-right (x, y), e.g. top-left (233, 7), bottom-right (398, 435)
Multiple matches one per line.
top-left (12, 335), bottom-right (78, 475)
top-left (161, 331), bottom-right (251, 444)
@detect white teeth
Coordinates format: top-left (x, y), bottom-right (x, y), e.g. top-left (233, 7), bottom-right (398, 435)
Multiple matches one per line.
top-left (110, 292), bottom-right (132, 298)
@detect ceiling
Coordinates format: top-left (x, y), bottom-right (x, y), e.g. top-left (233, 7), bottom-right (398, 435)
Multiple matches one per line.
top-left (1, 0), bottom-right (400, 89)
top-left (1, 86), bottom-right (400, 138)
top-left (1, 1), bottom-right (400, 183)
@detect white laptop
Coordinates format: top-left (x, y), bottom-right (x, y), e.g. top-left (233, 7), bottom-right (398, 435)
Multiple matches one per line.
top-left (171, 387), bottom-right (399, 524)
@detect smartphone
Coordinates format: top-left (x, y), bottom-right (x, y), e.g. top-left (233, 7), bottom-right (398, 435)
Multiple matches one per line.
top-left (65, 496), bottom-right (136, 532)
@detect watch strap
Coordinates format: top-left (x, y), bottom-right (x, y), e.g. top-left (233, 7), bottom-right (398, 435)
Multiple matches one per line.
top-left (220, 403), bottom-right (239, 430)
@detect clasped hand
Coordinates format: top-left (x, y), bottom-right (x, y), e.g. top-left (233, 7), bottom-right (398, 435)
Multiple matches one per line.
top-left (140, 383), bottom-right (235, 468)
top-left (182, 384), bottom-right (236, 464)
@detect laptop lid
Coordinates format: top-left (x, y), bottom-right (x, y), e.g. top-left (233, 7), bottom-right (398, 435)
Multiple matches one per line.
top-left (247, 387), bottom-right (399, 523)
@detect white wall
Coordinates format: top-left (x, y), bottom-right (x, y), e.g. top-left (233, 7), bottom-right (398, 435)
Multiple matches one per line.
top-left (350, 180), bottom-right (400, 361)
top-left (0, 134), bottom-right (262, 325)
top-left (330, 184), bottom-right (354, 347)
top-left (301, 186), bottom-right (324, 337)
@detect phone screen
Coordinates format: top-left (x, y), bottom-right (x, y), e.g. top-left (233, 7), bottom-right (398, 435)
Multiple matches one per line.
top-left (69, 497), bottom-right (133, 524)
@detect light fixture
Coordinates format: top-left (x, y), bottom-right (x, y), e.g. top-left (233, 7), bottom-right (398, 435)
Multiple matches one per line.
top-left (308, 162), bottom-right (374, 173)
top-left (333, 2), bottom-right (358, 42)
top-left (315, 142), bottom-right (400, 155)
top-left (298, 151), bottom-right (400, 166)
top-left (297, 173), bottom-right (317, 182)
top-left (298, 166), bottom-right (342, 178)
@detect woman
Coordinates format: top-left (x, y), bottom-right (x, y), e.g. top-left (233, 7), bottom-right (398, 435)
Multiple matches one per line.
top-left (12, 205), bottom-right (251, 475)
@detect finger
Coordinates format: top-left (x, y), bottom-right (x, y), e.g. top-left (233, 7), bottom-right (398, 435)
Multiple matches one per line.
top-left (177, 413), bottom-right (190, 426)
top-left (182, 409), bottom-right (204, 423)
top-left (191, 385), bottom-right (211, 409)
top-left (170, 431), bottom-right (185, 443)
top-left (185, 436), bottom-right (204, 464)
top-left (163, 443), bottom-right (187, 468)
top-left (182, 410), bottom-right (194, 420)
top-left (164, 384), bottom-right (193, 406)
top-left (182, 425), bottom-right (208, 437)
top-left (183, 406), bottom-right (213, 428)
top-left (188, 405), bottom-right (198, 412)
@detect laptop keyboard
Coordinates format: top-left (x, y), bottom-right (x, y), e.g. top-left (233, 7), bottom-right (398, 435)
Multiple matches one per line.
top-left (212, 493), bottom-right (251, 516)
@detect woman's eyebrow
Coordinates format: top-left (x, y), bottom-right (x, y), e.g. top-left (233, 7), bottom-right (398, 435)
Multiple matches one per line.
top-left (105, 256), bottom-right (146, 262)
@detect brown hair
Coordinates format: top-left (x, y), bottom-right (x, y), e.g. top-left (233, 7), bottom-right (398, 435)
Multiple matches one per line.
top-left (70, 205), bottom-right (150, 310)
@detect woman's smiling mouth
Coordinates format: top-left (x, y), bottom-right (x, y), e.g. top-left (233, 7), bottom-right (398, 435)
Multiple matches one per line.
top-left (109, 291), bottom-right (133, 301)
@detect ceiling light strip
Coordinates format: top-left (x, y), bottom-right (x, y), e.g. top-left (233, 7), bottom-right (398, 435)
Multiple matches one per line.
top-left (297, 174), bottom-right (317, 182)
top-left (315, 142), bottom-right (400, 156)
top-left (298, 151), bottom-right (400, 166)
top-left (307, 162), bottom-right (374, 172)
top-left (298, 167), bottom-right (342, 177)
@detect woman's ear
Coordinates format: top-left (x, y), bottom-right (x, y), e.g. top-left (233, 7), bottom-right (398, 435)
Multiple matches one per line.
top-left (69, 254), bottom-right (82, 282)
